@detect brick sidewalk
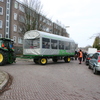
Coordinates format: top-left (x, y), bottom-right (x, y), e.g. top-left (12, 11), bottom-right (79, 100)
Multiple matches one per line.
top-left (0, 70), bottom-right (9, 91)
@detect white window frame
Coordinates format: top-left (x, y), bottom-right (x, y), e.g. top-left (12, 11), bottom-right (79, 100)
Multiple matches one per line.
top-left (14, 13), bottom-right (17, 20)
top-left (18, 37), bottom-right (23, 44)
top-left (0, 20), bottom-right (3, 28)
top-left (19, 15), bottom-right (25, 23)
top-left (0, 7), bottom-right (3, 15)
top-left (13, 24), bottom-right (17, 32)
top-left (19, 4), bottom-right (24, 12)
top-left (18, 27), bottom-right (22, 33)
top-left (14, 1), bottom-right (18, 9)
top-left (13, 36), bottom-right (16, 43)
top-left (7, 3), bottom-right (10, 8)
top-left (0, 34), bottom-right (2, 38)
top-left (0, 0), bottom-right (3, 2)
top-left (40, 16), bottom-right (42, 21)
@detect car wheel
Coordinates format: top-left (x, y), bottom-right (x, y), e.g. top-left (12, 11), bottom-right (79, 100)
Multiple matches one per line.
top-left (93, 67), bottom-right (98, 74)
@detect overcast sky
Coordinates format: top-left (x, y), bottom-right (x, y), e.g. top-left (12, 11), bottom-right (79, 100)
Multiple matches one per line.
top-left (19, 0), bottom-right (100, 47)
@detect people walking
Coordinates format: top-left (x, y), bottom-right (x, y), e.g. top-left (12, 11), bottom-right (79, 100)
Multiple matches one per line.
top-left (78, 50), bottom-right (83, 64)
top-left (74, 51), bottom-right (78, 60)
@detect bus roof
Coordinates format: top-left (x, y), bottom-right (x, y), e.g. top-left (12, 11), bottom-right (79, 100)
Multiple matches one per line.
top-left (24, 30), bottom-right (74, 42)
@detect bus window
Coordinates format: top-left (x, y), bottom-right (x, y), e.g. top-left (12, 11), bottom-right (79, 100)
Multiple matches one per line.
top-left (65, 42), bottom-right (70, 50)
top-left (42, 38), bottom-right (50, 49)
top-left (70, 42), bottom-right (75, 50)
top-left (24, 38), bottom-right (40, 49)
top-left (59, 41), bottom-right (64, 50)
top-left (51, 39), bottom-right (57, 49)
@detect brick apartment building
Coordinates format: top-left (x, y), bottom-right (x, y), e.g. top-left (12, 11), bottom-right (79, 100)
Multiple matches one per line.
top-left (0, 0), bottom-right (69, 54)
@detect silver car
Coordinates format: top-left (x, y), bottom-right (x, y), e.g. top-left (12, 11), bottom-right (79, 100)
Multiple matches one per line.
top-left (89, 52), bottom-right (100, 74)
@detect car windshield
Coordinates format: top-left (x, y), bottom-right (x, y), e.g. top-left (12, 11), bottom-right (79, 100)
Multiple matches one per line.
top-left (87, 54), bottom-right (93, 57)
top-left (89, 54), bottom-right (93, 57)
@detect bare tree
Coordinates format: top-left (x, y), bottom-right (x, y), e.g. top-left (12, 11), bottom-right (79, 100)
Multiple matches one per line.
top-left (90, 33), bottom-right (100, 49)
top-left (18, 0), bottom-right (46, 35)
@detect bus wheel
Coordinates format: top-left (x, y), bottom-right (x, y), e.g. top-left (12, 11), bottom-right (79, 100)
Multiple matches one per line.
top-left (39, 58), bottom-right (47, 65)
top-left (64, 57), bottom-right (70, 63)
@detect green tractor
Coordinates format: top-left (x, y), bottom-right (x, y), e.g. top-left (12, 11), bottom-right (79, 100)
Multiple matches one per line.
top-left (0, 38), bottom-right (16, 66)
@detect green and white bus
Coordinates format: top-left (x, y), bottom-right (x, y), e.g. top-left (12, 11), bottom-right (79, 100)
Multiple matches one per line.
top-left (23, 30), bottom-right (76, 65)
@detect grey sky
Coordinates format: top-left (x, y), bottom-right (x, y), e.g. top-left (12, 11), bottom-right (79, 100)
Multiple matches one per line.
top-left (40, 0), bottom-right (100, 47)
top-left (19, 0), bottom-right (100, 47)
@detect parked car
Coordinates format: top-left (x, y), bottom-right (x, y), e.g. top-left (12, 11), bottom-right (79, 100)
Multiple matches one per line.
top-left (85, 53), bottom-right (93, 65)
top-left (89, 52), bottom-right (100, 74)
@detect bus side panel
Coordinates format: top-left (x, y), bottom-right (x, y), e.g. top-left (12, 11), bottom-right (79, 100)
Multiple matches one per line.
top-left (23, 49), bottom-right (41, 55)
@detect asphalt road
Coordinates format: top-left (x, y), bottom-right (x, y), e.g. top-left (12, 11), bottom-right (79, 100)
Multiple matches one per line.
top-left (0, 58), bottom-right (100, 100)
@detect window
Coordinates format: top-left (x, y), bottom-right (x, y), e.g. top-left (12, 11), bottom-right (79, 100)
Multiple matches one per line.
top-left (93, 53), bottom-right (98, 59)
top-left (40, 16), bottom-right (42, 21)
top-left (65, 42), bottom-right (70, 50)
top-left (6, 15), bottom-right (9, 20)
top-left (18, 27), bottom-right (22, 33)
top-left (0, 20), bottom-right (3, 28)
top-left (70, 42), bottom-right (75, 50)
top-left (13, 36), bottom-right (16, 43)
top-left (42, 38), bottom-right (50, 49)
top-left (7, 3), bottom-right (10, 8)
top-left (0, 0), bottom-right (3, 2)
top-left (7, 9), bottom-right (9, 14)
top-left (51, 39), bottom-right (58, 49)
top-left (19, 15), bottom-right (25, 23)
top-left (14, 13), bottom-right (17, 20)
top-left (0, 34), bottom-right (2, 38)
top-left (19, 4), bottom-right (24, 12)
top-left (24, 38), bottom-right (40, 49)
top-left (0, 7), bottom-right (3, 15)
top-left (14, 1), bottom-right (18, 9)
top-left (5, 34), bottom-right (9, 38)
top-left (18, 37), bottom-right (23, 44)
top-left (13, 24), bottom-right (17, 32)
top-left (6, 28), bottom-right (9, 33)
top-left (59, 41), bottom-right (64, 50)
top-left (7, 0), bottom-right (9, 2)
top-left (6, 21), bottom-right (9, 27)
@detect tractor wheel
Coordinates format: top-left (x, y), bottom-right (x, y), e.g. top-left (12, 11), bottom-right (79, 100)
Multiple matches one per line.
top-left (64, 57), bottom-right (70, 63)
top-left (39, 57), bottom-right (47, 65)
top-left (8, 52), bottom-right (16, 64)
top-left (0, 51), bottom-right (8, 66)
top-left (12, 52), bottom-right (16, 62)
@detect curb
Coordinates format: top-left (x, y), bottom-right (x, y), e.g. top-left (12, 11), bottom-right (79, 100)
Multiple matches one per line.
top-left (0, 71), bottom-right (9, 90)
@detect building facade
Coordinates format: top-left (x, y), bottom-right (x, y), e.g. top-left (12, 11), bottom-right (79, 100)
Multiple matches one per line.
top-left (0, 0), bottom-right (69, 54)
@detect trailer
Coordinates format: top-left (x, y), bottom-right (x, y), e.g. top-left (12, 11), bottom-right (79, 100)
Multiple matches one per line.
top-left (23, 30), bottom-right (76, 65)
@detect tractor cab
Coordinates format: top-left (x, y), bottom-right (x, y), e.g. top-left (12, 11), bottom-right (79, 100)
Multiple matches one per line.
top-left (0, 38), bottom-right (16, 66)
top-left (0, 38), bottom-right (14, 51)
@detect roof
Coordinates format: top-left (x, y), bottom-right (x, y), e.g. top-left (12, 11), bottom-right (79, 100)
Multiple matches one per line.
top-left (24, 30), bottom-right (74, 42)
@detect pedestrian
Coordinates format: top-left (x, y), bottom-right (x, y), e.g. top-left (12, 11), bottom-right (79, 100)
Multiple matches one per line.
top-left (78, 50), bottom-right (83, 64)
top-left (74, 50), bottom-right (78, 60)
